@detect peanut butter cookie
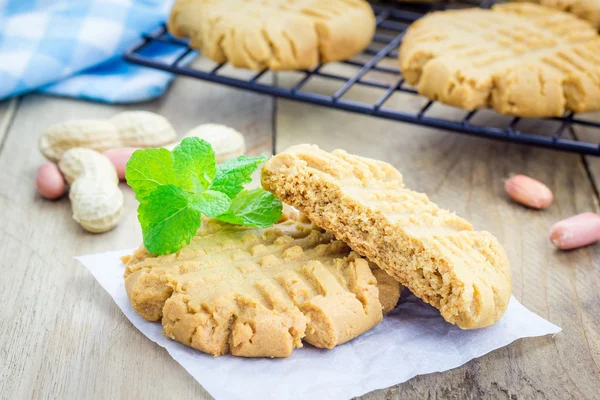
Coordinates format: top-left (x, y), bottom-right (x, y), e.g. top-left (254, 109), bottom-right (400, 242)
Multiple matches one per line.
top-left (168, 0), bottom-right (375, 70)
top-left (123, 208), bottom-right (400, 357)
top-left (399, 3), bottom-right (600, 117)
top-left (262, 145), bottom-right (512, 329)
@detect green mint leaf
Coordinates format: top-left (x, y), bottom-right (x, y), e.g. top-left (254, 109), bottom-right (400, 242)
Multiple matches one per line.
top-left (172, 137), bottom-right (216, 192)
top-left (210, 155), bottom-right (268, 199)
top-left (125, 148), bottom-right (177, 201)
top-left (190, 190), bottom-right (231, 218)
top-left (216, 188), bottom-right (282, 228)
top-left (128, 139), bottom-right (281, 255)
top-left (138, 185), bottom-right (201, 255)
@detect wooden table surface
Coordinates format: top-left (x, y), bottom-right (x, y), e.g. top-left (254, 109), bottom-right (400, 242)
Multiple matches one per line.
top-left (1, 68), bottom-right (599, 399)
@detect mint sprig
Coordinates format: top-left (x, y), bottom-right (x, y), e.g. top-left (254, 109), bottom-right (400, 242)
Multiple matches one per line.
top-left (126, 138), bottom-right (282, 255)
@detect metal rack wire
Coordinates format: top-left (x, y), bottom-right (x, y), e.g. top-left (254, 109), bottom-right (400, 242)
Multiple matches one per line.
top-left (123, 1), bottom-right (600, 156)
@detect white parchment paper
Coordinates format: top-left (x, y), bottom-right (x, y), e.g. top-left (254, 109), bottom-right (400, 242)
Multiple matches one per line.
top-left (77, 249), bottom-right (561, 400)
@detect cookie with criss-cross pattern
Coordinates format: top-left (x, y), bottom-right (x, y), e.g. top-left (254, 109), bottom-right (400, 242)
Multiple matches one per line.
top-left (399, 3), bottom-right (600, 117)
top-left (123, 208), bottom-right (400, 358)
top-left (168, 0), bottom-right (375, 70)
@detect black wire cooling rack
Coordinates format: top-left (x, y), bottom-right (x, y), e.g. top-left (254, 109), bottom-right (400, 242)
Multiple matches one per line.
top-left (123, 1), bottom-right (600, 156)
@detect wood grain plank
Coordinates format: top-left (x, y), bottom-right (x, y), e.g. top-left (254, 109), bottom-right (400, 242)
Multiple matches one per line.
top-left (0, 74), bottom-right (273, 399)
top-left (571, 113), bottom-right (600, 205)
top-left (275, 74), bottom-right (600, 399)
top-left (2, 62), bottom-right (599, 399)
top-left (0, 98), bottom-right (19, 149)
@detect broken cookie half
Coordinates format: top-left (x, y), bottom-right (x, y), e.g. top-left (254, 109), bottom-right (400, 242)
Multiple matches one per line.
top-left (262, 145), bottom-right (512, 330)
top-left (123, 208), bottom-right (400, 358)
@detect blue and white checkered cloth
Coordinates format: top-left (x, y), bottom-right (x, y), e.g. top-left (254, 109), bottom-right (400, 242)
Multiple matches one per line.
top-left (0, 0), bottom-right (185, 103)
